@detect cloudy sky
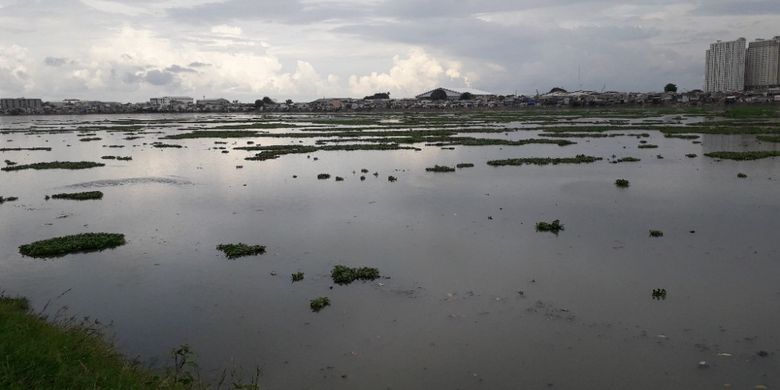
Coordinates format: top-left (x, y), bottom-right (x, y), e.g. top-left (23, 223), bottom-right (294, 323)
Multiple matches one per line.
top-left (1, 0), bottom-right (778, 102)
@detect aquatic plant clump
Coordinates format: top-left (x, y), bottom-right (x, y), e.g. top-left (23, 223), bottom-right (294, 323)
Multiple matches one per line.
top-left (216, 243), bottom-right (266, 259)
top-left (737, 172), bottom-right (748, 178)
top-left (310, 297), bottom-right (330, 312)
top-left (151, 142), bottom-right (183, 148)
top-left (615, 157), bottom-right (641, 163)
top-left (317, 173), bottom-right (331, 180)
top-left (18, 233), bottom-right (126, 258)
top-left (1, 161), bottom-right (105, 172)
top-left (638, 144), bottom-right (658, 149)
top-left (0, 147), bottom-right (52, 152)
top-left (50, 191), bottom-right (104, 201)
top-left (487, 155), bottom-right (602, 166)
top-left (162, 130), bottom-right (260, 139)
top-left (649, 230), bottom-right (664, 237)
top-left (651, 288), bottom-right (667, 300)
top-left (536, 220), bottom-right (564, 234)
top-left (704, 151), bottom-right (780, 161)
top-left (456, 163), bottom-right (474, 168)
top-left (331, 265), bottom-right (381, 285)
top-left (615, 179), bottom-right (630, 188)
top-left (756, 135), bottom-right (780, 143)
top-left (0, 196), bottom-right (20, 204)
top-left (291, 272), bottom-right (304, 282)
top-left (425, 165), bottom-right (456, 172)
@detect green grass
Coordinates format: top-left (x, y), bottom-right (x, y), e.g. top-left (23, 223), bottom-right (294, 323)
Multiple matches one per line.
top-left (0, 296), bottom-right (182, 389)
top-left (310, 297), bottom-right (331, 312)
top-left (536, 220), bottom-right (564, 234)
top-left (19, 233), bottom-right (126, 258)
top-left (756, 135), bottom-right (780, 143)
top-left (2, 161), bottom-right (105, 172)
top-left (50, 191), bottom-right (104, 201)
top-left (724, 105), bottom-right (779, 119)
top-left (291, 272), bottom-right (304, 282)
top-left (704, 151), bottom-right (780, 160)
top-left (331, 265), bottom-right (381, 285)
top-left (487, 155), bottom-right (602, 166)
top-left (664, 134), bottom-right (700, 140)
top-left (216, 243), bottom-right (266, 259)
top-left (615, 179), bottom-right (630, 188)
top-left (425, 165), bottom-right (456, 172)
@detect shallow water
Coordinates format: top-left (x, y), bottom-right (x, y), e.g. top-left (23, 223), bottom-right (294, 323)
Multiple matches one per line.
top-left (1, 113), bottom-right (779, 389)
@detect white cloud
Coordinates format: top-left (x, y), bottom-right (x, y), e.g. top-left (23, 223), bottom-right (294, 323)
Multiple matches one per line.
top-left (210, 25), bottom-right (243, 36)
top-left (347, 48), bottom-right (466, 97)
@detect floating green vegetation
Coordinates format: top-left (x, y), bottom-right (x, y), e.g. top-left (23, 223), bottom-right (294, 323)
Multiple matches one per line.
top-left (291, 272), bottom-right (304, 282)
top-left (0, 196), bottom-right (19, 204)
top-left (331, 265), bottom-right (381, 285)
top-left (685, 153), bottom-right (697, 158)
top-left (487, 154), bottom-right (602, 166)
top-left (50, 191), bottom-right (104, 201)
top-left (310, 297), bottom-right (330, 312)
top-left (18, 233), bottom-right (126, 258)
top-left (161, 130), bottom-right (259, 139)
top-left (456, 163), bottom-right (474, 168)
top-left (1, 161), bottom-right (105, 172)
top-left (756, 135), bottom-right (780, 143)
top-left (425, 165), bottom-right (456, 172)
top-left (638, 144), bottom-right (658, 149)
top-left (216, 243), bottom-right (266, 259)
top-left (538, 132), bottom-right (619, 138)
top-left (615, 157), bottom-right (641, 163)
top-left (440, 138), bottom-right (575, 147)
top-left (4, 160), bottom-right (16, 166)
top-left (737, 172), bottom-right (748, 178)
top-left (123, 136), bottom-right (143, 141)
top-left (388, 175), bottom-right (397, 182)
top-left (724, 105), bottom-right (778, 119)
top-left (651, 288), bottom-right (667, 300)
top-left (704, 151), bottom-right (780, 160)
top-left (664, 134), bottom-right (700, 140)
top-left (649, 230), bottom-right (664, 237)
top-left (79, 137), bottom-right (102, 142)
top-left (0, 147), bottom-right (52, 152)
top-left (211, 122), bottom-right (300, 129)
top-left (101, 156), bottom-right (132, 161)
top-left (242, 145), bottom-right (319, 161)
top-left (536, 219), bottom-right (564, 234)
top-left (0, 295), bottom-right (199, 389)
top-left (317, 173), bottom-right (331, 180)
top-left (151, 142), bottom-right (183, 148)
top-left (615, 179), bottom-right (630, 188)
top-left (335, 176), bottom-right (344, 181)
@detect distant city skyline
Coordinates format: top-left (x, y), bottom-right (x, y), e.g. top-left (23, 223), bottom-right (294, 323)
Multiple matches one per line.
top-left (1, 0), bottom-right (779, 101)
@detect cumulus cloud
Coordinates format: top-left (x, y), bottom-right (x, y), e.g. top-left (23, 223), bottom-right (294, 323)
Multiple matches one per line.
top-left (348, 48), bottom-right (466, 97)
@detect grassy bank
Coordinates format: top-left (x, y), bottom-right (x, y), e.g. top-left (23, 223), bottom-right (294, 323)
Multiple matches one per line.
top-left (0, 296), bottom-right (174, 389)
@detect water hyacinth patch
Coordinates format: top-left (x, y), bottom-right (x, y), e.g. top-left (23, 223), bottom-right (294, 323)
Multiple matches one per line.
top-left (216, 243), bottom-right (266, 259)
top-left (2, 161), bottom-right (105, 172)
top-left (649, 230), bottom-right (664, 237)
top-left (615, 179), bottom-right (630, 188)
top-left (310, 297), bottom-right (330, 312)
top-left (19, 233), bottom-right (126, 258)
top-left (536, 220), bottom-right (564, 234)
top-left (425, 165), bottom-right (456, 172)
top-left (50, 191), bottom-right (104, 201)
top-left (291, 272), bottom-right (304, 282)
top-left (331, 265), bottom-right (381, 285)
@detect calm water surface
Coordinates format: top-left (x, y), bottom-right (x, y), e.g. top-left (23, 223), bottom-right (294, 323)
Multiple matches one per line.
top-left (1, 113), bottom-right (779, 389)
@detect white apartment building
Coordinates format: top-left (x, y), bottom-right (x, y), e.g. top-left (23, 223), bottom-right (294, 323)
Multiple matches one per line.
top-left (149, 96), bottom-right (194, 107)
top-left (705, 38), bottom-right (746, 92)
top-left (745, 37), bottom-right (780, 89)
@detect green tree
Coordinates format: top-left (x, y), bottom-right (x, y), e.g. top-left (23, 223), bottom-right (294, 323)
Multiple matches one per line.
top-left (459, 92), bottom-right (474, 100)
top-left (664, 83), bottom-right (678, 93)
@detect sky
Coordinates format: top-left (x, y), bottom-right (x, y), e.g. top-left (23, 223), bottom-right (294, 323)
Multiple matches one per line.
top-left (0, 0), bottom-right (779, 102)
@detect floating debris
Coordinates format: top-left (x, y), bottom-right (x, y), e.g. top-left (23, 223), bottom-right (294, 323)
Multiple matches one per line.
top-left (331, 265), bottom-right (380, 285)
